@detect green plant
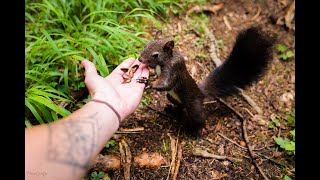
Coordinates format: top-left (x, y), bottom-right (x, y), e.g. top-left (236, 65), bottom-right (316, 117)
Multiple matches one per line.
top-left (285, 110), bottom-right (295, 127)
top-left (105, 139), bottom-right (117, 149)
top-left (217, 39), bottom-right (225, 51)
top-left (25, 0), bottom-right (180, 126)
top-left (274, 129), bottom-right (295, 155)
top-left (140, 96), bottom-right (151, 107)
top-left (284, 175), bottom-right (292, 180)
top-left (276, 44), bottom-right (294, 60)
top-left (91, 171), bottom-right (106, 180)
top-left (268, 119), bottom-right (280, 130)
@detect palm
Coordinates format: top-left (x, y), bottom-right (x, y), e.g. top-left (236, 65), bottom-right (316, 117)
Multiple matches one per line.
top-left (82, 58), bottom-right (149, 121)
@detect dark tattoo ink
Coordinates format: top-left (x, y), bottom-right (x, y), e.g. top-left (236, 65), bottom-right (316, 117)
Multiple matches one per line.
top-left (47, 112), bottom-right (101, 173)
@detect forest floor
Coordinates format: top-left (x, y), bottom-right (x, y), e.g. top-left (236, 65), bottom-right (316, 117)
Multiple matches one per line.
top-left (87, 0), bottom-right (295, 179)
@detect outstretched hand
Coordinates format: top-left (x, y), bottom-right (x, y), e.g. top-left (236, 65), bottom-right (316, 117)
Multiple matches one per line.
top-left (81, 58), bottom-right (149, 121)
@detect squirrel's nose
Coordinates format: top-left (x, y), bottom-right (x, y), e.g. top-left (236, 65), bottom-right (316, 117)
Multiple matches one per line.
top-left (138, 57), bottom-right (144, 62)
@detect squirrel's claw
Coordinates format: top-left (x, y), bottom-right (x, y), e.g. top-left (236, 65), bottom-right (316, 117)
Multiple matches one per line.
top-left (136, 77), bottom-right (149, 84)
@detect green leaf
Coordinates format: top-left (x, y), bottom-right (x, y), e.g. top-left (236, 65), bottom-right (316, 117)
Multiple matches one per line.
top-left (278, 54), bottom-right (287, 60)
top-left (286, 51), bottom-right (294, 58)
top-left (277, 44), bottom-right (287, 52)
top-left (290, 129), bottom-right (295, 137)
top-left (91, 171), bottom-right (98, 177)
top-left (286, 113), bottom-right (295, 126)
top-left (272, 119), bottom-right (280, 127)
top-left (98, 171), bottom-right (105, 178)
top-left (284, 175), bottom-right (292, 180)
top-left (275, 137), bottom-right (295, 151)
top-left (105, 140), bottom-right (116, 149)
top-left (25, 99), bottom-right (44, 124)
top-left (25, 119), bottom-right (33, 128)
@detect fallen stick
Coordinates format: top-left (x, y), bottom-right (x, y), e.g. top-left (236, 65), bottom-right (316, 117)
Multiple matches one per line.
top-left (218, 133), bottom-right (247, 150)
top-left (167, 133), bottom-right (178, 180)
top-left (119, 139), bottom-right (132, 180)
top-left (192, 148), bottom-right (242, 163)
top-left (116, 127), bottom-right (145, 134)
top-left (217, 98), bottom-right (269, 180)
top-left (172, 143), bottom-right (183, 180)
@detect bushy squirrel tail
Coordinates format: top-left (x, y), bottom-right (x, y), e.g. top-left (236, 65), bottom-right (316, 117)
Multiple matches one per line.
top-left (200, 26), bottom-right (275, 98)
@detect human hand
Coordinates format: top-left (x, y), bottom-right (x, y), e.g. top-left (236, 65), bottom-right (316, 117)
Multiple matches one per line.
top-left (81, 58), bottom-right (149, 122)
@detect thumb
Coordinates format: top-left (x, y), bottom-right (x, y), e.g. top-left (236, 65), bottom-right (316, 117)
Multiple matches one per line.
top-left (82, 60), bottom-right (98, 77)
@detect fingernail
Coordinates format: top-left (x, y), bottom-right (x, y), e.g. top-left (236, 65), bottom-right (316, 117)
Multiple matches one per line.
top-left (81, 60), bottom-right (87, 68)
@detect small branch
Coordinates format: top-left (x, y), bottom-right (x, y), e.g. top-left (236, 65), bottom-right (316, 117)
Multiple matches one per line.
top-left (251, 6), bottom-right (261, 21)
top-left (223, 15), bottom-right (232, 30)
top-left (203, 100), bottom-right (217, 105)
top-left (256, 152), bottom-right (287, 168)
top-left (238, 88), bottom-right (263, 115)
top-left (192, 148), bottom-right (242, 163)
top-left (203, 25), bottom-right (222, 66)
top-left (119, 139), bottom-right (132, 180)
top-left (116, 127), bottom-right (145, 134)
top-left (217, 98), bottom-right (269, 180)
top-left (218, 133), bottom-right (247, 150)
top-left (167, 133), bottom-right (178, 180)
top-left (172, 143), bottom-right (183, 180)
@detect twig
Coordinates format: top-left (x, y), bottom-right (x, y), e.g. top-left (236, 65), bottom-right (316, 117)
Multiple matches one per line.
top-left (217, 98), bottom-right (269, 180)
top-left (167, 133), bottom-right (178, 180)
top-left (244, 108), bottom-right (255, 118)
top-left (284, 0), bottom-right (295, 30)
top-left (251, 6), bottom-right (261, 21)
top-left (203, 25), bottom-right (222, 66)
top-left (119, 139), bottom-right (131, 180)
top-left (238, 88), bottom-right (263, 115)
top-left (116, 127), bottom-right (145, 134)
top-left (203, 100), bottom-right (217, 105)
top-left (223, 15), bottom-right (232, 30)
top-left (218, 133), bottom-right (247, 150)
top-left (192, 148), bottom-right (242, 163)
top-left (256, 152), bottom-right (287, 168)
top-left (172, 143), bottom-right (183, 180)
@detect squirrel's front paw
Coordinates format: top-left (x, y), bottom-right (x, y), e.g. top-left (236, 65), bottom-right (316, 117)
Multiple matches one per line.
top-left (136, 77), bottom-right (149, 84)
top-left (145, 85), bottom-right (153, 90)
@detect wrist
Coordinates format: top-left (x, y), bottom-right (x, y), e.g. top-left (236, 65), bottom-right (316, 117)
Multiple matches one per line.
top-left (91, 92), bottom-right (127, 122)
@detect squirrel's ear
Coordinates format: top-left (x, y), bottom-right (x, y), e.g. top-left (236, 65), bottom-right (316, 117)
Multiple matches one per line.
top-left (155, 30), bottom-right (162, 40)
top-left (163, 40), bottom-right (174, 52)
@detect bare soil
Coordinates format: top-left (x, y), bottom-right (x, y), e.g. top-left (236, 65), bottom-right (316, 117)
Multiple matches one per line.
top-left (88, 0), bottom-right (295, 179)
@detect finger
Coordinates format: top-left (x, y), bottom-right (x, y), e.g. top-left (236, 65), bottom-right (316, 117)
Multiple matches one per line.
top-left (112, 57), bottom-right (136, 75)
top-left (82, 60), bottom-right (98, 77)
top-left (133, 63), bottom-right (149, 79)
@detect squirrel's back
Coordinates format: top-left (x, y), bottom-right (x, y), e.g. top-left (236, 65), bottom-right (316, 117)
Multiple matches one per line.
top-left (200, 26), bottom-right (275, 98)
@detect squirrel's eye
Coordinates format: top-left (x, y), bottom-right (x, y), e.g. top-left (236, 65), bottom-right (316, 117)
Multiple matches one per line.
top-left (152, 52), bottom-right (159, 58)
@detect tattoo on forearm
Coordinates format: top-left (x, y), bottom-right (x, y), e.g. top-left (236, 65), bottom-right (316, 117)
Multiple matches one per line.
top-left (47, 112), bottom-right (101, 172)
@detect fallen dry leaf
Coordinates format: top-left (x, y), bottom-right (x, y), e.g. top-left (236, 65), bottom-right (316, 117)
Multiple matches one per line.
top-left (134, 152), bottom-right (167, 168)
top-left (186, 3), bottom-right (224, 16)
top-left (91, 154), bottom-right (121, 172)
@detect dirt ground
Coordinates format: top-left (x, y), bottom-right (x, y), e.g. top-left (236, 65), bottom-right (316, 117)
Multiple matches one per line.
top-left (88, 0), bottom-right (295, 179)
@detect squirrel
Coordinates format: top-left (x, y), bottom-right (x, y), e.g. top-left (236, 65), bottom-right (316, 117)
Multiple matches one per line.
top-left (137, 26), bottom-right (275, 136)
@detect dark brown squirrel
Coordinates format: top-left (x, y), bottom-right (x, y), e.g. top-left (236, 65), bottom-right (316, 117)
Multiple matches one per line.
top-left (137, 26), bottom-right (275, 136)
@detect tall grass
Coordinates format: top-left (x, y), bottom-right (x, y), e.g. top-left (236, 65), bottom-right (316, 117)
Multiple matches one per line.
top-left (25, 0), bottom-right (185, 127)
top-left (25, 0), bottom-right (209, 127)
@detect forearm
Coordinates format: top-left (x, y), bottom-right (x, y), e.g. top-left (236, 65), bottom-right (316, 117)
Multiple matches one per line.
top-left (25, 101), bottom-right (120, 180)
